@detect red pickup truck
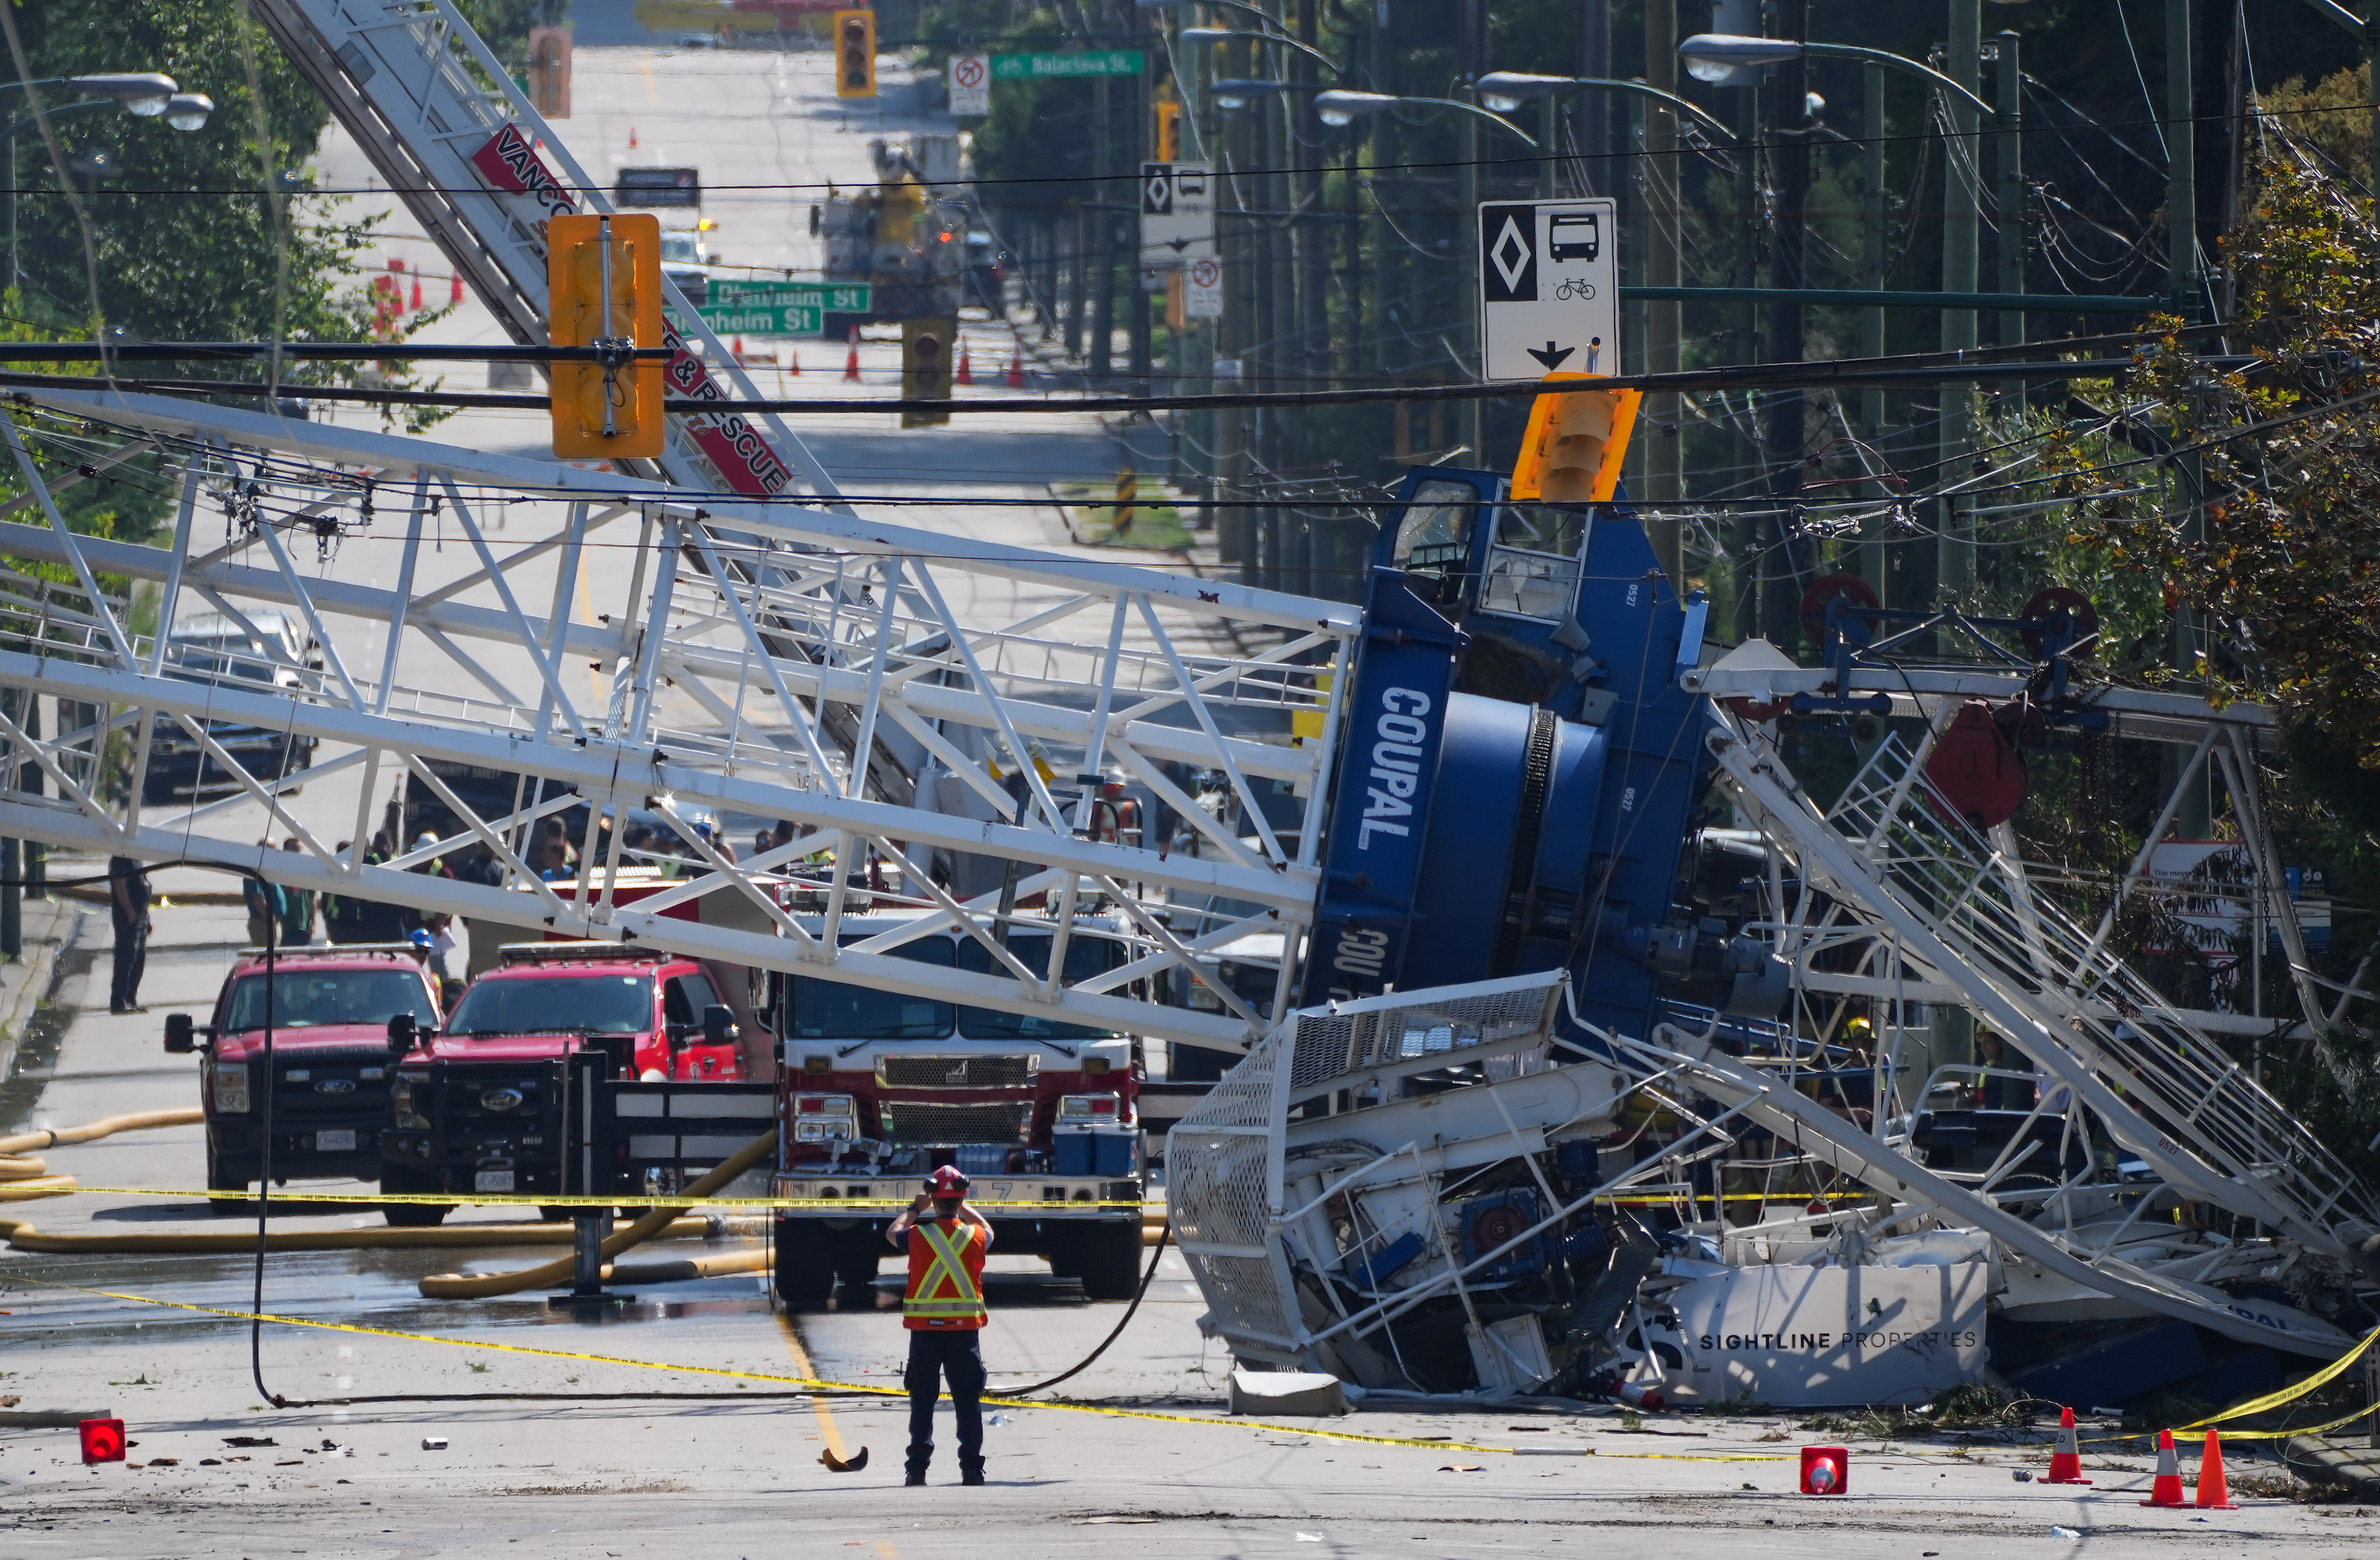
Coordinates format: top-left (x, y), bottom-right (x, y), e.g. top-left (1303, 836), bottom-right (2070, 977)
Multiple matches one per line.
top-left (164, 944), bottom-right (442, 1206)
top-left (378, 942), bottom-right (757, 1225)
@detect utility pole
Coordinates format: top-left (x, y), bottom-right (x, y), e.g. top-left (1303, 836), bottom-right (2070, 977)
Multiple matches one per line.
top-left (1995, 31), bottom-right (2024, 370)
top-left (1457, 0), bottom-right (1483, 464)
top-left (1860, 62), bottom-right (1886, 440)
top-left (1223, 33), bottom-right (1253, 581)
top-left (1937, 0), bottom-right (1982, 608)
top-left (1643, 0), bottom-right (1684, 588)
top-left (1577, 0), bottom-right (1610, 196)
top-left (1129, 25), bottom-right (1154, 395)
top-left (2169, 0), bottom-right (2210, 837)
top-left (1764, 0), bottom-right (1812, 649)
top-left (2166, 0), bottom-right (2197, 312)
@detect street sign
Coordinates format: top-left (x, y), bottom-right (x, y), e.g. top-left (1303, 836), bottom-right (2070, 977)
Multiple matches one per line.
top-left (691, 282), bottom-right (872, 338)
top-left (697, 300), bottom-right (822, 337)
top-left (1476, 198), bottom-right (1619, 382)
top-left (949, 52), bottom-right (990, 116)
top-left (992, 51), bottom-right (1143, 79)
top-left (711, 280), bottom-right (873, 313)
top-left (1184, 254), bottom-right (1224, 319)
top-left (1140, 160), bottom-right (1213, 276)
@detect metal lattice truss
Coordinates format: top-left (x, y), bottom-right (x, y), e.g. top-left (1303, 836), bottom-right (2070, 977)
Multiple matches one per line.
top-left (0, 386), bottom-right (1357, 1052)
top-left (1699, 710), bottom-right (2379, 1326)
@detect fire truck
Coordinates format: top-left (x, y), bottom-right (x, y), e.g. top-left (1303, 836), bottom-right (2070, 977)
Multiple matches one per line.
top-left (769, 913), bottom-right (1146, 1303)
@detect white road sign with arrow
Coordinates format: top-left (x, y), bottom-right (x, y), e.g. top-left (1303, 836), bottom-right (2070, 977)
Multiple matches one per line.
top-left (1141, 161), bottom-right (1215, 275)
top-left (1477, 198), bottom-right (1619, 381)
top-left (948, 53), bottom-right (990, 116)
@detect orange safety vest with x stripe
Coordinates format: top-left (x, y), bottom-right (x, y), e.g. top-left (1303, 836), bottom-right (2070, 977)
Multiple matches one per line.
top-left (903, 1219), bottom-right (988, 1330)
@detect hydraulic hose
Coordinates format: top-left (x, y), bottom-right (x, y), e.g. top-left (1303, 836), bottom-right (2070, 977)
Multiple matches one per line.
top-left (417, 1126), bottom-right (780, 1300)
top-left (0, 1107), bottom-right (203, 1188)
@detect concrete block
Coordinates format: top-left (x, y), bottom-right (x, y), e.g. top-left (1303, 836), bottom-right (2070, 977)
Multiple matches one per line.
top-left (1228, 1369), bottom-right (1349, 1417)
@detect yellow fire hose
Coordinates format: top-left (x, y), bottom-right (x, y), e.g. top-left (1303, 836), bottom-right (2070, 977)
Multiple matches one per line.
top-left (417, 1127), bottom-right (780, 1300)
top-left (0, 1214), bottom-right (727, 1255)
top-left (0, 1107), bottom-right (203, 1187)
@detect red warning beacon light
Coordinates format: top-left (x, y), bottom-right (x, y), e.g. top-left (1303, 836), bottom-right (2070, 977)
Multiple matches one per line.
top-left (80, 1417), bottom-right (127, 1464)
top-left (1800, 1444), bottom-right (1848, 1495)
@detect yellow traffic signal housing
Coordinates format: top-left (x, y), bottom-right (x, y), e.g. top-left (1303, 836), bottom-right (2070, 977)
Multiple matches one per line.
top-left (547, 212), bottom-right (663, 459)
top-left (834, 9), bottom-right (877, 99)
top-left (1153, 97), bottom-right (1183, 163)
top-left (901, 318), bottom-right (955, 428)
top-left (1510, 372), bottom-right (1640, 503)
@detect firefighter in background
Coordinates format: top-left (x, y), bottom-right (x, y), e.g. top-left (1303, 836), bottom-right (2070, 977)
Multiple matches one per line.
top-left (885, 1164), bottom-right (992, 1486)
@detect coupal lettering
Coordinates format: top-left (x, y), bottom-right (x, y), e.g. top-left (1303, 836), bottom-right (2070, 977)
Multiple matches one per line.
top-left (1356, 688), bottom-right (1432, 850)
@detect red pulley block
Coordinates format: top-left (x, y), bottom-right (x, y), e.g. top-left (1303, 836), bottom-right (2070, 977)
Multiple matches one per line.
top-left (80, 1417), bottom-right (126, 1464)
top-left (2018, 586), bottom-right (2098, 660)
top-left (1926, 700), bottom-right (2027, 830)
top-left (1798, 573), bottom-right (1881, 651)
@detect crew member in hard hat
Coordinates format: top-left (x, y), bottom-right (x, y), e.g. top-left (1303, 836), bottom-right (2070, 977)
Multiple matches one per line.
top-left (885, 1164), bottom-right (993, 1485)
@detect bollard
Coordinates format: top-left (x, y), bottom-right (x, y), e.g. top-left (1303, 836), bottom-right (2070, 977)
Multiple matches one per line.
top-left (551, 1208), bottom-right (632, 1307)
top-left (1112, 466), bottom-right (1138, 536)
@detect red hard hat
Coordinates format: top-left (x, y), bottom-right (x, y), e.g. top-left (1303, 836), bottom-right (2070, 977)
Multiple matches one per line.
top-left (925, 1165), bottom-right (971, 1197)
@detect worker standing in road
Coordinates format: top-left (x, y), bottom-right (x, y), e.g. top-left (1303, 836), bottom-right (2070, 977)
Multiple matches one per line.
top-left (885, 1165), bottom-right (992, 1486)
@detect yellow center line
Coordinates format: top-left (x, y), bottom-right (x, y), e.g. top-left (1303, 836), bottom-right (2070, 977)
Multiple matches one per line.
top-left (777, 1311), bottom-right (851, 1463)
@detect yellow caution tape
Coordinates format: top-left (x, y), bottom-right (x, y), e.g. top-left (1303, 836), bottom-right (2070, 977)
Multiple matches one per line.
top-left (1, 1271), bottom-right (1800, 1460)
top-left (2178, 1321), bottom-right (2380, 1432)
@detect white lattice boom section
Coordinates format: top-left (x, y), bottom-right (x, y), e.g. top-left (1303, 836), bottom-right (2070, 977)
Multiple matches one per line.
top-left (0, 388), bottom-right (1354, 1053)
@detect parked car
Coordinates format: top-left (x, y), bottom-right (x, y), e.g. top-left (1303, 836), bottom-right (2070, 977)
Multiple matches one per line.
top-left (146, 610), bottom-right (321, 803)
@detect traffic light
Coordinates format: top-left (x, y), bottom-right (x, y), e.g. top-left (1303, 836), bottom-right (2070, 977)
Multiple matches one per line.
top-left (1510, 373), bottom-right (1640, 504)
top-left (547, 212), bottom-right (663, 459)
top-left (901, 318), bottom-right (954, 428)
top-left (1153, 97), bottom-right (1183, 162)
top-left (834, 9), bottom-right (877, 99)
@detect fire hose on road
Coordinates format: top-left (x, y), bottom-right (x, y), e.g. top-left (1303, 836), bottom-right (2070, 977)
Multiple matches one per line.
top-left (0, 1107), bottom-right (203, 1192)
top-left (416, 1126), bottom-right (780, 1300)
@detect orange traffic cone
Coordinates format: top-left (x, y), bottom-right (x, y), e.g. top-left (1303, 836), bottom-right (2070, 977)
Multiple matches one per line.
top-left (956, 338), bottom-right (973, 385)
top-left (733, 335), bottom-right (747, 360)
top-left (2195, 1428), bottom-right (2236, 1509)
top-left (450, 273), bottom-right (464, 304)
top-left (2045, 1406), bottom-right (2091, 1485)
top-left (628, 125), bottom-right (639, 148)
top-left (788, 352), bottom-right (800, 376)
top-left (410, 278), bottom-right (424, 310)
top-left (1005, 345), bottom-right (1026, 388)
top-left (842, 325), bottom-right (862, 382)
top-left (2141, 1428), bottom-right (2187, 1507)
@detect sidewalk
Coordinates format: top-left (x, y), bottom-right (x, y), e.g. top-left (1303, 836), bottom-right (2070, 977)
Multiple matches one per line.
top-left (2288, 1431), bottom-right (2380, 1498)
top-left (0, 891), bottom-right (88, 1089)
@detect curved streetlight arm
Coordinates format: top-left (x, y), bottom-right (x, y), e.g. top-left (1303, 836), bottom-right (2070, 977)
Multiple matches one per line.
top-left (1177, 0), bottom-right (1342, 73)
top-left (1800, 41), bottom-right (1992, 116)
top-left (1178, 23), bottom-right (1339, 75)
top-left (3, 98), bottom-right (118, 147)
top-left (1552, 78), bottom-right (1739, 147)
top-left (1398, 94), bottom-right (1537, 148)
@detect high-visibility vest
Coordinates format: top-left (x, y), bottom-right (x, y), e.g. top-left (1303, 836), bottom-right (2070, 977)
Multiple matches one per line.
top-left (903, 1218), bottom-right (987, 1330)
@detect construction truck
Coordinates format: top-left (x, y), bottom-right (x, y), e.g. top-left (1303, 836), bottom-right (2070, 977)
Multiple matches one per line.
top-left (768, 913), bottom-right (1146, 1303)
top-left (809, 135), bottom-right (966, 327)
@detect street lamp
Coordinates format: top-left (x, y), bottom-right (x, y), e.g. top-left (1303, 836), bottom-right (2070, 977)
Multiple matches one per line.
top-left (6, 73), bottom-right (211, 289)
top-left (1677, 35), bottom-right (1990, 113)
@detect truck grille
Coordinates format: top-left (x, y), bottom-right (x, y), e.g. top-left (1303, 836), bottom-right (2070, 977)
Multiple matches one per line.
top-left (876, 1054), bottom-right (1038, 1090)
top-left (878, 1102), bottom-right (1035, 1144)
top-left (269, 1051), bottom-right (392, 1120)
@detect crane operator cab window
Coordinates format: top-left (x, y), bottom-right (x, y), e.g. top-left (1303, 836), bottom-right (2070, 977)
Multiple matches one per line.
top-left (1479, 503), bottom-right (1588, 622)
top-left (1388, 479), bottom-right (1483, 604)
